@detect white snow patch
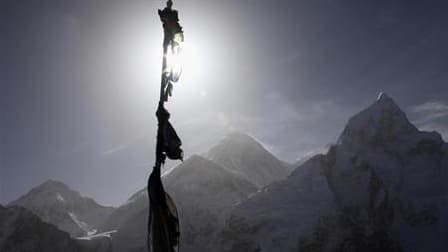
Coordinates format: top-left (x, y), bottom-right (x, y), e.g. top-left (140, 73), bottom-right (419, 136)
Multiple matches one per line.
top-left (76, 230), bottom-right (117, 240)
top-left (68, 212), bottom-right (95, 235)
top-left (56, 193), bottom-right (65, 203)
top-left (377, 91), bottom-right (384, 100)
top-left (87, 229), bottom-right (98, 236)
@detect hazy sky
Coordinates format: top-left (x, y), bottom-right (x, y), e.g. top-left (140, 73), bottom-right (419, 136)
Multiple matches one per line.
top-left (2, 0), bottom-right (448, 206)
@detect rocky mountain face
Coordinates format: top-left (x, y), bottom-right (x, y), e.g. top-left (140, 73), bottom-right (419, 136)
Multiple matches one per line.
top-left (9, 180), bottom-right (115, 237)
top-left (207, 132), bottom-right (292, 188)
top-left (222, 153), bottom-right (337, 252)
top-left (0, 204), bottom-right (111, 252)
top-left (222, 93), bottom-right (448, 252)
top-left (324, 93), bottom-right (448, 251)
top-left (102, 155), bottom-right (258, 252)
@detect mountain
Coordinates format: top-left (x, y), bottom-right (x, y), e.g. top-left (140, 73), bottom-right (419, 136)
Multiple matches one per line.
top-left (0, 204), bottom-right (111, 252)
top-left (221, 154), bottom-right (337, 251)
top-left (324, 93), bottom-right (448, 251)
top-left (222, 93), bottom-right (448, 251)
top-left (103, 155), bottom-right (257, 252)
top-left (164, 155), bottom-right (258, 252)
top-left (206, 132), bottom-right (292, 188)
top-left (9, 180), bottom-right (115, 237)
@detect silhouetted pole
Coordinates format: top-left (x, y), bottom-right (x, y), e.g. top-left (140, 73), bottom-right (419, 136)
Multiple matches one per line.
top-left (147, 0), bottom-right (184, 252)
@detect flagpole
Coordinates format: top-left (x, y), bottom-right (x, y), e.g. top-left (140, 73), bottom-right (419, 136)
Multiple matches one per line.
top-left (147, 1), bottom-right (183, 251)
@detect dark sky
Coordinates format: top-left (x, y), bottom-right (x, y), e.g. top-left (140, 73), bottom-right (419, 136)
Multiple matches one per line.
top-left (2, 0), bottom-right (448, 206)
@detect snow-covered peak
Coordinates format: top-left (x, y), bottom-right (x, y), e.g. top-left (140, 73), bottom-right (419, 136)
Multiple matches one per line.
top-left (376, 91), bottom-right (393, 102)
top-left (374, 92), bottom-right (402, 112)
top-left (40, 179), bottom-right (71, 189)
top-left (338, 93), bottom-right (418, 147)
top-left (206, 132), bottom-right (291, 188)
top-left (10, 180), bottom-right (77, 208)
top-left (26, 180), bottom-right (74, 199)
top-left (209, 131), bottom-right (266, 154)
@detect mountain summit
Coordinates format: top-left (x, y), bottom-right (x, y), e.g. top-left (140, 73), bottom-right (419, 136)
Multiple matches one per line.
top-left (338, 92), bottom-right (419, 147)
top-left (206, 132), bottom-right (291, 188)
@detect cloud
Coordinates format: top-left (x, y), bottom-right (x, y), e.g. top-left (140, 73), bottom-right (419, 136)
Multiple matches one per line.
top-left (410, 101), bottom-right (448, 140)
top-left (412, 101), bottom-right (448, 123)
top-left (101, 145), bottom-right (127, 156)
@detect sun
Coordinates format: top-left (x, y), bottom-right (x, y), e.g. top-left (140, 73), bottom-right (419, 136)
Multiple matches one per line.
top-left (117, 22), bottom-right (216, 102)
top-left (169, 35), bottom-right (208, 98)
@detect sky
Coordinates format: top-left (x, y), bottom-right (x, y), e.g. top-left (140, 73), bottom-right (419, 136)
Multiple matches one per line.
top-left (2, 0), bottom-right (448, 206)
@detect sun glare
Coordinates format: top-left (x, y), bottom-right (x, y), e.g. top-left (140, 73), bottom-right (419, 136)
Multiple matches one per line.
top-left (119, 24), bottom-right (213, 102)
top-left (170, 36), bottom-right (207, 97)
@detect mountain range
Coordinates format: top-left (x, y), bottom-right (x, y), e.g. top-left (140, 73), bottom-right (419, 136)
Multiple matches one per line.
top-left (2, 93), bottom-right (447, 252)
top-left (100, 131), bottom-right (291, 252)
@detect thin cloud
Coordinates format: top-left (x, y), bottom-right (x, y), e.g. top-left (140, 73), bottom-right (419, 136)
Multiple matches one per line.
top-left (410, 101), bottom-right (448, 140)
top-left (412, 101), bottom-right (448, 112)
top-left (411, 101), bottom-right (448, 123)
top-left (101, 145), bottom-right (127, 156)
